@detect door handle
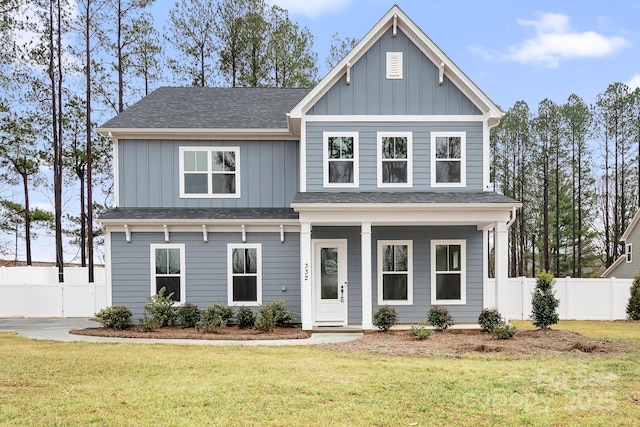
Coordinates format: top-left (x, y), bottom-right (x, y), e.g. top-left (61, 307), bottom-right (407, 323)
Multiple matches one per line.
top-left (340, 284), bottom-right (345, 302)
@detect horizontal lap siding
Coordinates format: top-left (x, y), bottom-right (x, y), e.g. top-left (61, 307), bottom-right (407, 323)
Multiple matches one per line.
top-left (110, 231), bottom-right (300, 321)
top-left (306, 121), bottom-right (483, 191)
top-left (118, 139), bottom-right (298, 208)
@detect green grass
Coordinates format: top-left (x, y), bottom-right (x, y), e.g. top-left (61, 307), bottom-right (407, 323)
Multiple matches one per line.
top-left (1, 322), bottom-right (640, 426)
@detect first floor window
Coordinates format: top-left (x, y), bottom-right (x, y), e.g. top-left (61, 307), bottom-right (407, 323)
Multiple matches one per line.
top-left (151, 244), bottom-right (185, 303)
top-left (431, 132), bottom-right (465, 187)
top-left (228, 244), bottom-right (262, 306)
top-left (180, 146), bottom-right (240, 198)
top-left (378, 240), bottom-right (413, 305)
top-left (431, 240), bottom-right (466, 304)
top-left (324, 132), bottom-right (359, 187)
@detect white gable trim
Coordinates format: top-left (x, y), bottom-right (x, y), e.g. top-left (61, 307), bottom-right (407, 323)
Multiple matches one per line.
top-left (621, 210), bottom-right (640, 241)
top-left (288, 5), bottom-right (502, 121)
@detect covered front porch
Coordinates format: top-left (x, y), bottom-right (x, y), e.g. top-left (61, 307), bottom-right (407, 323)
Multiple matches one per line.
top-left (291, 192), bottom-right (521, 331)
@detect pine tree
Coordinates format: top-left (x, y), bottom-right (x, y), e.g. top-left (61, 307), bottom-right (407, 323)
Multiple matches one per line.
top-left (531, 270), bottom-right (559, 329)
top-left (627, 275), bottom-right (640, 320)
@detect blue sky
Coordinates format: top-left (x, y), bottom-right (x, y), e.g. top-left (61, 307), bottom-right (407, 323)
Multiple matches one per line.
top-left (253, 0), bottom-right (640, 110)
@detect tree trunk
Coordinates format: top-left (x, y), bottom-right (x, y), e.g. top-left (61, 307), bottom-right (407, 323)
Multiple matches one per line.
top-left (22, 172), bottom-right (31, 265)
top-left (86, 0), bottom-right (94, 281)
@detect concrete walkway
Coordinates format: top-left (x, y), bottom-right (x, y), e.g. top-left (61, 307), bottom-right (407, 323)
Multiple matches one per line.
top-left (0, 318), bottom-right (362, 346)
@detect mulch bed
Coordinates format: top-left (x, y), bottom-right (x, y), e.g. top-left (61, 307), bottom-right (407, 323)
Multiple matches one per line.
top-left (70, 325), bottom-right (311, 341)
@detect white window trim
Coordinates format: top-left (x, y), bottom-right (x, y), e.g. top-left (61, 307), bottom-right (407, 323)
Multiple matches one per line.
top-left (377, 132), bottom-right (413, 188)
top-left (431, 239), bottom-right (466, 305)
top-left (227, 243), bottom-right (262, 307)
top-left (377, 240), bottom-right (413, 305)
top-left (323, 132), bottom-right (359, 188)
top-left (430, 131), bottom-right (466, 188)
top-left (627, 243), bottom-right (632, 263)
top-left (150, 243), bottom-right (186, 305)
top-left (179, 146), bottom-right (241, 199)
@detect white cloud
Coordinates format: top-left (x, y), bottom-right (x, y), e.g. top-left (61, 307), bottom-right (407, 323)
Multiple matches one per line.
top-left (628, 74), bottom-right (640, 91)
top-left (266, 0), bottom-right (355, 18)
top-left (505, 12), bottom-right (629, 67)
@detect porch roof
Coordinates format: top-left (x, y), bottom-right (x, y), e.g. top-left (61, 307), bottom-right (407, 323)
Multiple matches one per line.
top-left (98, 207), bottom-right (299, 224)
top-left (292, 191), bottom-right (520, 206)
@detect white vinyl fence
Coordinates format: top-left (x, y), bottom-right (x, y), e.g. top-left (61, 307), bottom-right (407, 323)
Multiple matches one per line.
top-left (0, 267), bottom-right (107, 317)
top-left (486, 277), bottom-right (634, 321)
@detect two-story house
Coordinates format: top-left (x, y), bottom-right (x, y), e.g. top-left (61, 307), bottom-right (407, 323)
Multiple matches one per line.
top-left (98, 5), bottom-right (520, 330)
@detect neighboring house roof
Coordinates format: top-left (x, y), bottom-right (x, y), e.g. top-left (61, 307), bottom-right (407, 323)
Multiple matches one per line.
top-left (288, 5), bottom-right (503, 126)
top-left (98, 207), bottom-right (299, 223)
top-left (601, 209), bottom-right (640, 277)
top-left (601, 255), bottom-right (625, 278)
top-left (292, 191), bottom-right (520, 205)
top-left (99, 87), bottom-right (311, 131)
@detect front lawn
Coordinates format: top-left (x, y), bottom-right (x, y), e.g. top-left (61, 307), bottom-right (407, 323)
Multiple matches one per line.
top-left (1, 321), bottom-right (639, 426)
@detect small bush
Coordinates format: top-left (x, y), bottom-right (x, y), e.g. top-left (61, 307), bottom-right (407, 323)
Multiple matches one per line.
top-left (235, 307), bottom-right (256, 329)
top-left (94, 306), bottom-right (132, 331)
top-left (408, 322), bottom-right (433, 340)
top-left (492, 321), bottom-right (517, 340)
top-left (373, 305), bottom-right (398, 332)
top-left (531, 270), bottom-right (559, 329)
top-left (478, 308), bottom-right (502, 333)
top-left (198, 304), bottom-right (233, 333)
top-left (176, 303), bottom-right (201, 328)
top-left (255, 299), bottom-right (295, 333)
top-left (427, 305), bottom-right (454, 331)
top-left (627, 275), bottom-right (640, 321)
top-left (141, 287), bottom-right (177, 329)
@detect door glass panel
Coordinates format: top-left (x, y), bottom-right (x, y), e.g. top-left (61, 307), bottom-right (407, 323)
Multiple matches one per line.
top-left (320, 247), bottom-right (338, 299)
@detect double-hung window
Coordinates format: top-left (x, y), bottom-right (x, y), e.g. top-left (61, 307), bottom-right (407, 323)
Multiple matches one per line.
top-left (431, 132), bottom-right (465, 187)
top-left (228, 244), bottom-right (262, 306)
top-left (431, 240), bottom-right (466, 304)
top-left (627, 243), bottom-right (632, 263)
top-left (377, 132), bottom-right (412, 187)
top-left (150, 244), bottom-right (185, 304)
top-left (323, 132), bottom-right (359, 187)
top-left (378, 241), bottom-right (413, 305)
top-left (180, 147), bottom-right (240, 198)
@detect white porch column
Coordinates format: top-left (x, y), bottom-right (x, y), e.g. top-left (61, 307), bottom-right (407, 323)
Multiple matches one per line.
top-left (494, 221), bottom-right (509, 321)
top-left (361, 222), bottom-right (373, 330)
top-left (300, 222), bottom-right (313, 330)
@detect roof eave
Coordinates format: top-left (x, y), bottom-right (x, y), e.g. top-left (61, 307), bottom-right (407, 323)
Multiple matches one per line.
top-left (97, 127), bottom-right (297, 140)
top-left (291, 202), bottom-right (522, 212)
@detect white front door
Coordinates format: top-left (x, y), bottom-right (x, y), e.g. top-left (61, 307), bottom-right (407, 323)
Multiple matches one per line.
top-left (313, 240), bottom-right (348, 325)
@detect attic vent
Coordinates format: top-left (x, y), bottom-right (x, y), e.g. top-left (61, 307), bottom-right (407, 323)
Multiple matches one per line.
top-left (386, 52), bottom-right (403, 79)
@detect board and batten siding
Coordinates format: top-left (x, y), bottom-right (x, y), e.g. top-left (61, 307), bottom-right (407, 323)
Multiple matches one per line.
top-left (110, 231), bottom-right (301, 320)
top-left (307, 28), bottom-right (481, 116)
top-left (305, 121), bottom-right (484, 191)
top-left (118, 139), bottom-right (299, 208)
top-left (311, 225), bottom-right (483, 324)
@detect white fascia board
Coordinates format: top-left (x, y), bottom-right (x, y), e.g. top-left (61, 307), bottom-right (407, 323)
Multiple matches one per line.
top-left (101, 223), bottom-right (301, 234)
top-left (291, 202), bottom-right (522, 212)
top-left (98, 218), bottom-right (300, 226)
top-left (288, 5), bottom-right (503, 121)
top-left (97, 127), bottom-right (297, 141)
top-left (304, 115), bottom-right (485, 122)
top-left (621, 210), bottom-right (640, 241)
top-left (601, 255), bottom-right (625, 278)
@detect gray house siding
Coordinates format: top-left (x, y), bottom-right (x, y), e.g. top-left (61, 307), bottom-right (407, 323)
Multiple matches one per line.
top-left (305, 121), bottom-right (484, 191)
top-left (307, 28), bottom-right (481, 116)
top-left (312, 225), bottom-right (483, 324)
top-left (608, 225), bottom-right (640, 278)
top-left (110, 231), bottom-right (301, 320)
top-left (119, 139), bottom-right (299, 208)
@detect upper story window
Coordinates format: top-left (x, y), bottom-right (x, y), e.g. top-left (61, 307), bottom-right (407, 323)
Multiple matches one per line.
top-left (431, 240), bottom-right (466, 305)
top-left (431, 132), bottom-right (466, 187)
top-left (323, 132), bottom-right (359, 188)
top-left (150, 244), bottom-right (185, 304)
top-left (179, 147), bottom-right (240, 198)
top-left (378, 240), bottom-right (413, 305)
top-left (627, 243), bottom-right (632, 263)
top-left (377, 132), bottom-right (412, 187)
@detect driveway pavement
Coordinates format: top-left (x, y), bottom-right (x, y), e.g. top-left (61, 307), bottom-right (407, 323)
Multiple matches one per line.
top-left (0, 318), bottom-right (362, 346)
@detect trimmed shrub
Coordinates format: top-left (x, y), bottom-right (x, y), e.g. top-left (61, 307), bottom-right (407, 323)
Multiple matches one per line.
top-left (478, 308), bottom-right (502, 333)
top-left (373, 305), bottom-right (398, 332)
top-left (235, 306), bottom-right (256, 329)
top-left (531, 270), bottom-right (559, 329)
top-left (95, 305), bottom-right (132, 331)
top-left (176, 303), bottom-right (201, 328)
top-left (255, 299), bottom-right (295, 333)
top-left (492, 321), bottom-right (517, 340)
top-left (627, 275), bottom-right (640, 321)
top-left (427, 305), bottom-right (454, 331)
top-left (141, 287), bottom-right (177, 329)
top-left (198, 304), bottom-right (233, 333)
top-left (408, 322), bottom-right (433, 340)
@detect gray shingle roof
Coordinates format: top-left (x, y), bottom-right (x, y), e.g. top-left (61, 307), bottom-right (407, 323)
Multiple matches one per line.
top-left (99, 207), bottom-right (299, 221)
top-left (100, 87), bottom-right (311, 129)
top-left (292, 192), bottom-right (520, 204)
